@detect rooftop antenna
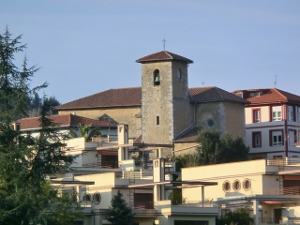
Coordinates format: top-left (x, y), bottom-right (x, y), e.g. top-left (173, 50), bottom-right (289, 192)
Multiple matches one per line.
top-left (162, 39), bottom-right (166, 51)
top-left (274, 75), bottom-right (277, 88)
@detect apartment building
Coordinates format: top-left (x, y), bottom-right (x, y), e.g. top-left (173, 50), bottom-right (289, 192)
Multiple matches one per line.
top-left (233, 88), bottom-right (300, 159)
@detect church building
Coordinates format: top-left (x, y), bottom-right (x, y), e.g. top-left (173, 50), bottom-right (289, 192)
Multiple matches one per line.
top-left (56, 50), bottom-right (249, 156)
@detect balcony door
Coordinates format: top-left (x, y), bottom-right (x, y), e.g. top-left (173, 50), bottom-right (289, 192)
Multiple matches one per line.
top-left (274, 208), bottom-right (282, 224)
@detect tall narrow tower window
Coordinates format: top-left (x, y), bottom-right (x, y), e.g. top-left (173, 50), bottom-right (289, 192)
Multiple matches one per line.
top-left (153, 69), bottom-right (160, 86)
top-left (156, 116), bottom-right (160, 125)
top-left (177, 69), bottom-right (182, 79)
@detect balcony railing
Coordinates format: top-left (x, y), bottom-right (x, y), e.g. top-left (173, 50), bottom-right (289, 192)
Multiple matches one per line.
top-left (259, 217), bottom-right (300, 225)
top-left (263, 186), bottom-right (299, 195)
top-left (82, 161), bottom-right (118, 168)
top-left (133, 201), bottom-right (154, 209)
top-left (92, 135), bottom-right (118, 144)
top-left (267, 158), bottom-right (300, 166)
top-left (91, 207), bottom-right (160, 217)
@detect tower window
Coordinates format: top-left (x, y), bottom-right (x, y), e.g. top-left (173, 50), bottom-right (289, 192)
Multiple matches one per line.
top-left (156, 116), bottom-right (160, 125)
top-left (177, 69), bottom-right (182, 79)
top-left (153, 69), bottom-right (160, 86)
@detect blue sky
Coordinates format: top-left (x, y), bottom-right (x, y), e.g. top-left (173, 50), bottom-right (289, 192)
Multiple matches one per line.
top-left (1, 0), bottom-right (300, 103)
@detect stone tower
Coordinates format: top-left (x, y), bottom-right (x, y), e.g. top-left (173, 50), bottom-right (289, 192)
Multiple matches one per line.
top-left (136, 51), bottom-right (193, 145)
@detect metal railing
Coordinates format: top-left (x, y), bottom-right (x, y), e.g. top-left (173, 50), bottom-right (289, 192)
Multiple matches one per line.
top-left (259, 217), bottom-right (300, 225)
top-left (122, 170), bottom-right (153, 179)
top-left (267, 158), bottom-right (300, 166)
top-left (263, 186), bottom-right (300, 195)
top-left (82, 161), bottom-right (118, 168)
top-left (133, 201), bottom-right (154, 209)
top-left (92, 135), bottom-right (118, 144)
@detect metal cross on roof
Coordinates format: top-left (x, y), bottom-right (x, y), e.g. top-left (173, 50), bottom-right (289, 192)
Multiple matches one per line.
top-left (162, 39), bottom-right (166, 51)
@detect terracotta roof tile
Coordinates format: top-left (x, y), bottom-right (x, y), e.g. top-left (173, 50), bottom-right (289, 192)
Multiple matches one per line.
top-left (136, 51), bottom-right (193, 64)
top-left (56, 86), bottom-right (248, 110)
top-left (189, 86), bottom-right (249, 104)
top-left (56, 87), bottom-right (141, 110)
top-left (233, 88), bottom-right (300, 105)
top-left (15, 114), bottom-right (116, 130)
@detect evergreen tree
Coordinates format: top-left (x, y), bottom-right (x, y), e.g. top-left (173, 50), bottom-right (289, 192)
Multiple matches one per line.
top-left (0, 27), bottom-right (81, 225)
top-left (107, 190), bottom-right (137, 225)
top-left (28, 94), bottom-right (60, 117)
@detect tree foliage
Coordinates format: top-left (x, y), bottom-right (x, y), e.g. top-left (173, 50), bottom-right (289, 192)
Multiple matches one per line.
top-left (168, 177), bottom-right (184, 204)
top-left (196, 130), bottom-right (249, 166)
top-left (28, 93), bottom-right (60, 117)
top-left (107, 190), bottom-right (137, 225)
top-left (69, 123), bottom-right (102, 142)
top-left (216, 208), bottom-right (254, 225)
top-left (175, 153), bottom-right (200, 171)
top-left (0, 27), bottom-right (81, 225)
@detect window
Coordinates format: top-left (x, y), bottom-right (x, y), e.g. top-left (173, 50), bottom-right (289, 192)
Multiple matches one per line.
top-left (252, 132), bottom-right (262, 148)
top-left (235, 92), bottom-right (243, 98)
top-left (233, 180), bottom-right (241, 191)
top-left (288, 106), bottom-right (295, 121)
top-left (243, 179), bottom-right (251, 191)
top-left (177, 69), bottom-right (182, 79)
top-left (222, 181), bottom-right (231, 192)
top-left (82, 193), bottom-right (91, 201)
top-left (153, 69), bottom-right (160, 86)
top-left (252, 109), bottom-right (261, 123)
top-left (249, 92), bottom-right (261, 97)
top-left (272, 106), bottom-right (282, 121)
top-left (289, 130), bottom-right (296, 146)
top-left (270, 130), bottom-right (283, 146)
top-left (93, 192), bottom-right (101, 204)
top-left (156, 116), bottom-right (159, 125)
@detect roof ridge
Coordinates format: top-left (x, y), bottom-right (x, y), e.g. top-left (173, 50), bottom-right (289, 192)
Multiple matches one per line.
top-left (189, 86), bottom-right (216, 89)
top-left (272, 88), bottom-right (288, 101)
top-left (110, 86), bottom-right (140, 90)
top-left (215, 87), bottom-right (224, 100)
top-left (165, 51), bottom-right (173, 59)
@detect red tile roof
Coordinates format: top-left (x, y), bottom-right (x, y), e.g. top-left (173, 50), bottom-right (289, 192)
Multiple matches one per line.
top-left (56, 86), bottom-right (248, 110)
top-left (233, 88), bottom-right (300, 105)
top-left (15, 114), bottom-right (116, 130)
top-left (136, 51), bottom-right (193, 64)
top-left (56, 87), bottom-right (141, 110)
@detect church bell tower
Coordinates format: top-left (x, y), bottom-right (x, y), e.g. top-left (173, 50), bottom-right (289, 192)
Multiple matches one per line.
top-left (136, 51), bottom-right (193, 145)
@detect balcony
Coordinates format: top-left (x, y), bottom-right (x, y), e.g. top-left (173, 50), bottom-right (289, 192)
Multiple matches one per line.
top-left (259, 217), bottom-right (300, 225)
top-left (82, 161), bottom-right (118, 169)
top-left (92, 135), bottom-right (118, 147)
top-left (156, 200), bottom-right (218, 217)
top-left (263, 186), bottom-right (299, 195)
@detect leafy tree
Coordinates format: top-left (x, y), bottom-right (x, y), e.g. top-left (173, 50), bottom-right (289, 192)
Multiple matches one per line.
top-left (197, 130), bottom-right (249, 165)
top-left (0, 27), bottom-right (81, 225)
top-left (107, 190), bottom-right (138, 225)
top-left (175, 153), bottom-right (200, 171)
top-left (216, 208), bottom-right (254, 225)
top-left (69, 123), bottom-right (101, 142)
